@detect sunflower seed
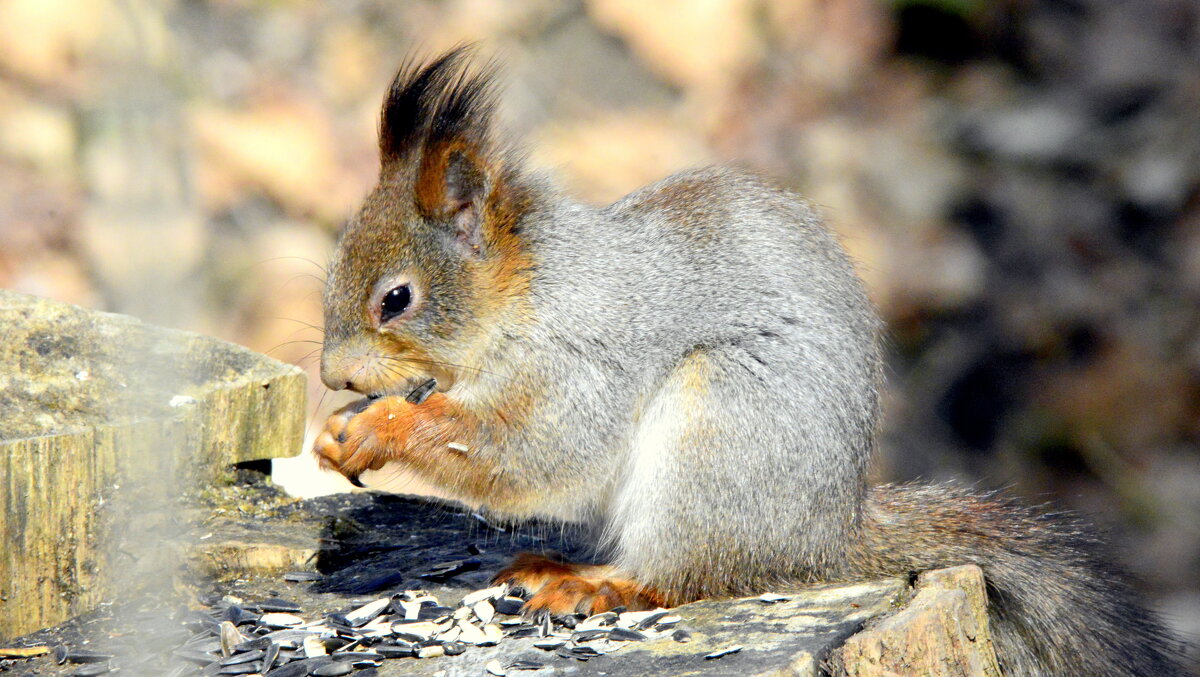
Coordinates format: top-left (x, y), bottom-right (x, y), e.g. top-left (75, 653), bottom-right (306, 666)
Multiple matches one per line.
top-left (485, 659), bottom-right (507, 675)
top-left (283, 571), bottom-right (324, 583)
top-left (758, 593), bottom-right (789, 603)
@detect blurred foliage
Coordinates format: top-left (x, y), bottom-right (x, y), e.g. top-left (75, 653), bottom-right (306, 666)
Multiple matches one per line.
top-left (0, 0), bottom-right (1197, 656)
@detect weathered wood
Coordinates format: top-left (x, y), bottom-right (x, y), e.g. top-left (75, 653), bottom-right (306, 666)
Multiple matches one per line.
top-left (839, 564), bottom-right (1004, 677)
top-left (0, 289), bottom-right (305, 638)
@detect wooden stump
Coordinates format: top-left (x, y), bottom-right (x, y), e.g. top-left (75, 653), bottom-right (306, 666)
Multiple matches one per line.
top-left (0, 289), bottom-right (305, 638)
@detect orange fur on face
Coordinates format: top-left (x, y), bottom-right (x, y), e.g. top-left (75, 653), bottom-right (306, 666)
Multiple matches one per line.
top-left (493, 553), bottom-right (672, 616)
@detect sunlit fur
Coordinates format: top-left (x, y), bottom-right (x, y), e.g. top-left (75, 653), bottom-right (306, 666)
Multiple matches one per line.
top-left (318, 48), bottom-right (1188, 676)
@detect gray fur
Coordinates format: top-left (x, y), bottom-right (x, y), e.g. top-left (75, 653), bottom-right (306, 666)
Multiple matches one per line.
top-left (322, 53), bottom-right (1188, 676)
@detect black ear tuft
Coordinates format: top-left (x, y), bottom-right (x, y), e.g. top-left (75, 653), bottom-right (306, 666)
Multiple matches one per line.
top-left (378, 44), bottom-right (499, 168)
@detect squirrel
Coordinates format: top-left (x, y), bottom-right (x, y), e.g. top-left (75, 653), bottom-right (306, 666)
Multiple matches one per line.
top-left (312, 48), bottom-right (1187, 676)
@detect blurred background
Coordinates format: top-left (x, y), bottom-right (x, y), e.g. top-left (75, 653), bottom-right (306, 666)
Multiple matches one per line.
top-left (1, 0), bottom-right (1197, 661)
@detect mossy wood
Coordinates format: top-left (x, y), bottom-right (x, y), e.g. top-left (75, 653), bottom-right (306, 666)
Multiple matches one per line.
top-left (0, 289), bottom-right (306, 638)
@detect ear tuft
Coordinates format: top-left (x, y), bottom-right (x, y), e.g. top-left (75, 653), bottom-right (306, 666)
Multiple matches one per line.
top-left (378, 44), bottom-right (499, 170)
top-left (379, 46), bottom-right (527, 258)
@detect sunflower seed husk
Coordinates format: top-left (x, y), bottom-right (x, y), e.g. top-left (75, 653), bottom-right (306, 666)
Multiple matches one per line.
top-left (608, 627), bottom-right (647, 641)
top-left (62, 649), bottom-right (114, 664)
top-left (417, 559), bottom-right (481, 582)
top-left (311, 663), bottom-right (354, 676)
top-left (219, 621), bottom-right (244, 657)
top-left (303, 636), bottom-right (327, 658)
top-left (258, 613), bottom-right (305, 628)
top-left (460, 585), bottom-right (506, 606)
top-left (570, 629), bottom-right (609, 642)
top-left (343, 598), bottom-right (389, 627)
top-left (68, 664), bottom-right (111, 676)
top-left (283, 571), bottom-right (324, 583)
top-left (256, 598), bottom-right (303, 613)
top-left (261, 642), bottom-right (281, 672)
top-left (374, 644), bottom-right (415, 658)
top-left (758, 593), bottom-right (789, 603)
top-left (263, 661), bottom-right (311, 677)
top-left (485, 659), bottom-right (507, 676)
top-left (482, 624), bottom-right (504, 645)
top-left (532, 640), bottom-right (565, 651)
top-left (220, 649), bottom-right (264, 666)
top-left (704, 645), bottom-right (742, 659)
top-left (472, 600), bottom-right (495, 625)
top-left (416, 644), bottom-right (445, 658)
top-left (493, 597), bottom-right (525, 615)
top-left (442, 641), bottom-right (467, 656)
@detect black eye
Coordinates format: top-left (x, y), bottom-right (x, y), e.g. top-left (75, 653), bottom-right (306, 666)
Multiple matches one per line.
top-left (380, 285), bottom-right (412, 323)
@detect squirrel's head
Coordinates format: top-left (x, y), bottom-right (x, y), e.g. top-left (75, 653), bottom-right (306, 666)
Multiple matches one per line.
top-left (321, 47), bottom-right (533, 398)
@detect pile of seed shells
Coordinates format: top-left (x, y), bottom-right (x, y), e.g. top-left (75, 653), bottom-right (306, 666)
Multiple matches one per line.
top-left (159, 579), bottom-right (690, 676)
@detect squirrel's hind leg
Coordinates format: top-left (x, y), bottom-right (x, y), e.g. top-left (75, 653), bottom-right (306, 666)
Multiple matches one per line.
top-left (493, 553), bottom-right (667, 616)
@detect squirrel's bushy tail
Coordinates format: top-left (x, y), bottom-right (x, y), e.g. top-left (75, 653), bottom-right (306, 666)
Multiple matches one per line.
top-left (853, 483), bottom-right (1187, 677)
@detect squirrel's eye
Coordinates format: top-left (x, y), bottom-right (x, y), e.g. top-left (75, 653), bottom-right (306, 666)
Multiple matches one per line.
top-left (380, 285), bottom-right (412, 323)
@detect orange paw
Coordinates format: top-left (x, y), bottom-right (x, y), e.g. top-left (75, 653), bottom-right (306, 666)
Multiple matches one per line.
top-left (493, 553), bottom-right (666, 616)
top-left (312, 396), bottom-right (412, 483)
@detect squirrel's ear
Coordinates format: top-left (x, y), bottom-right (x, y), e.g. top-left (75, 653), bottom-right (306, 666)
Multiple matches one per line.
top-left (415, 142), bottom-right (491, 255)
top-left (379, 47), bottom-right (512, 257)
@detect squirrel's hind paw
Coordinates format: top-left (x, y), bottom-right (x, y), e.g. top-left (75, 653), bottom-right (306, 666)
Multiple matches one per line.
top-left (493, 553), bottom-right (667, 616)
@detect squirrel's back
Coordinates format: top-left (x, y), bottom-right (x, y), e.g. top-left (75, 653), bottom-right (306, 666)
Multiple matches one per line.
top-left (318, 49), bottom-right (1190, 676)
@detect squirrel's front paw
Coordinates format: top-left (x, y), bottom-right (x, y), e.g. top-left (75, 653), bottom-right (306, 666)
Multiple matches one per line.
top-left (494, 553), bottom-right (668, 616)
top-left (313, 397), bottom-right (408, 483)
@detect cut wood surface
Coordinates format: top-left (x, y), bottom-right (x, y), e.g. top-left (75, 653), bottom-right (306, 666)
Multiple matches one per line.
top-left (0, 289), bottom-right (305, 638)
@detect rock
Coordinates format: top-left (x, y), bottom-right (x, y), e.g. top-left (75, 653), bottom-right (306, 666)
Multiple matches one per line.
top-left (0, 289), bottom-right (305, 638)
top-left (179, 489), bottom-right (909, 677)
top-left (839, 564), bottom-right (1003, 677)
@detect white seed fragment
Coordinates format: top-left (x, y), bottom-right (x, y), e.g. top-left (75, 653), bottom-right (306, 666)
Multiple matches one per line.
top-left (417, 645), bottom-right (445, 658)
top-left (391, 621), bottom-right (440, 639)
top-left (617, 608), bottom-right (669, 628)
top-left (456, 621), bottom-right (488, 645)
top-left (481, 623), bottom-right (503, 646)
top-left (169, 394), bottom-right (196, 407)
top-left (705, 645), bottom-right (742, 659)
top-left (344, 598), bottom-right (390, 626)
top-left (259, 612), bottom-right (305, 627)
top-left (485, 659), bottom-right (507, 676)
top-left (473, 600), bottom-right (495, 625)
top-left (448, 442), bottom-right (469, 452)
top-left (218, 621), bottom-right (243, 657)
top-left (758, 592), bottom-right (789, 603)
top-left (303, 635), bottom-right (327, 657)
top-left (460, 585), bottom-right (506, 606)
top-left (399, 600), bottom-right (422, 621)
